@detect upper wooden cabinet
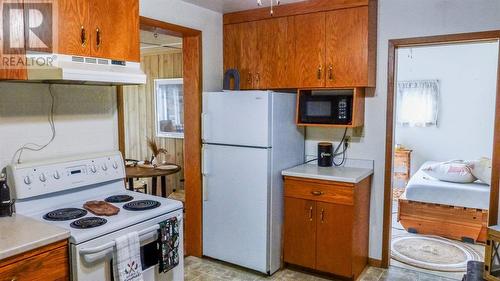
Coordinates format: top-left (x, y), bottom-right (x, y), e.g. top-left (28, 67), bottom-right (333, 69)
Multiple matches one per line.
top-left (294, 12), bottom-right (326, 88)
top-left (223, 17), bottom-right (295, 89)
top-left (223, 21), bottom-right (257, 89)
top-left (89, 0), bottom-right (140, 62)
top-left (257, 17), bottom-right (296, 89)
top-left (55, 0), bottom-right (91, 57)
top-left (222, 1), bottom-right (377, 89)
top-left (325, 6), bottom-right (375, 87)
top-left (6, 0), bottom-right (139, 64)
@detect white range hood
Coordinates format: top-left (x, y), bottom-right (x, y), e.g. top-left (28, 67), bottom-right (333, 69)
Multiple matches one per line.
top-left (25, 53), bottom-right (146, 85)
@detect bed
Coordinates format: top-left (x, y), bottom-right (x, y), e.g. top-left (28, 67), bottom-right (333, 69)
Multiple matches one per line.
top-left (398, 161), bottom-right (490, 243)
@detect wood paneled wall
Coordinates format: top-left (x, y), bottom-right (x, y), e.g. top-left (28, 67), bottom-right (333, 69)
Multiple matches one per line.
top-left (123, 49), bottom-right (184, 192)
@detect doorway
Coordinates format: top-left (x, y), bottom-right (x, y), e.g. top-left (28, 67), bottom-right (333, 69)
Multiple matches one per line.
top-left (391, 41), bottom-right (498, 279)
top-left (117, 17), bottom-right (202, 257)
top-left (382, 31), bottom-right (500, 275)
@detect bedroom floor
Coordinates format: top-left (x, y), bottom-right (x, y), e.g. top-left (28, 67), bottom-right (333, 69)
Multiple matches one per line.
top-left (390, 199), bottom-right (485, 280)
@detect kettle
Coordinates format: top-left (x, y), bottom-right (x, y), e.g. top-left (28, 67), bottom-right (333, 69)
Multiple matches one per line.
top-left (0, 173), bottom-right (14, 217)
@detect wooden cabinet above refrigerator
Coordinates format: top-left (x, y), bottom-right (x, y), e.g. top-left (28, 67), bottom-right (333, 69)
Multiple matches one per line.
top-left (223, 0), bottom-right (377, 89)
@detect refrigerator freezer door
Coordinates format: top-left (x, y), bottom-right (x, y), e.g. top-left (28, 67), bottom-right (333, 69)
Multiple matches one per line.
top-left (202, 91), bottom-right (271, 147)
top-left (202, 144), bottom-right (270, 273)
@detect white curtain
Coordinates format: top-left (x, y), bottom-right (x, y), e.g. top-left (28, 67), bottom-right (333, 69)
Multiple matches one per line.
top-left (396, 80), bottom-right (439, 127)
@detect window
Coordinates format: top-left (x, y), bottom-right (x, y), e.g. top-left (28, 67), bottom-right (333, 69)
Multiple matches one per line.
top-left (154, 78), bottom-right (184, 138)
top-left (396, 80), bottom-right (439, 127)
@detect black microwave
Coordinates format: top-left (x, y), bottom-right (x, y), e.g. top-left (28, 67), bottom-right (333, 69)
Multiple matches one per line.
top-left (298, 91), bottom-right (353, 125)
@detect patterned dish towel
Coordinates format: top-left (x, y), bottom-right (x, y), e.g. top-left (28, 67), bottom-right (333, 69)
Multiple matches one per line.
top-left (158, 217), bottom-right (180, 273)
top-left (113, 232), bottom-right (144, 281)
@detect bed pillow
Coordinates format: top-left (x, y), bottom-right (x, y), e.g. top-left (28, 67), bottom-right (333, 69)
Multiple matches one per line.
top-left (421, 161), bottom-right (477, 183)
top-left (466, 158), bottom-right (492, 185)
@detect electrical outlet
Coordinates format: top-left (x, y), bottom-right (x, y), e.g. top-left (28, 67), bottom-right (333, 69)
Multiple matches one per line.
top-left (344, 136), bottom-right (350, 148)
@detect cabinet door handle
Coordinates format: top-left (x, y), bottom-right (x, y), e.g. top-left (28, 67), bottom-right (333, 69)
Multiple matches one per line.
top-left (317, 65), bottom-right (322, 80)
top-left (80, 26), bottom-right (87, 47)
top-left (328, 64), bottom-right (333, 80)
top-left (320, 209), bottom-right (324, 223)
top-left (96, 27), bottom-right (101, 49)
top-left (311, 190), bottom-right (324, 196)
top-left (247, 72), bottom-right (252, 85)
top-left (255, 72), bottom-right (260, 87)
top-left (309, 206), bottom-right (313, 221)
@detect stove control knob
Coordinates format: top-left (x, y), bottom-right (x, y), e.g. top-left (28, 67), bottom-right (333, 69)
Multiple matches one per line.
top-left (112, 161), bottom-right (118, 169)
top-left (39, 173), bottom-right (47, 182)
top-left (53, 171), bottom-right (61, 180)
top-left (101, 164), bottom-right (108, 171)
top-left (90, 165), bottom-right (97, 173)
top-left (24, 176), bottom-right (32, 185)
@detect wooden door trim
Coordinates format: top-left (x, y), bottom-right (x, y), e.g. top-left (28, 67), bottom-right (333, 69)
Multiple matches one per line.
top-left (117, 16), bottom-right (203, 257)
top-left (382, 30), bottom-right (500, 268)
top-left (223, 0), bottom-right (370, 25)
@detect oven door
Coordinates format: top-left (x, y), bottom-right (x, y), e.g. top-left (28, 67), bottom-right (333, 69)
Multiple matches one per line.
top-left (71, 209), bottom-right (183, 281)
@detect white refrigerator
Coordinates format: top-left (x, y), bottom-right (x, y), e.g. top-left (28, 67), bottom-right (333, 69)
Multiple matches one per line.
top-left (202, 90), bottom-right (304, 274)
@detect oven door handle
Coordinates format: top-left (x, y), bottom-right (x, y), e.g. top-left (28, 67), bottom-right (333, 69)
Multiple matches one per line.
top-left (79, 225), bottom-right (160, 260)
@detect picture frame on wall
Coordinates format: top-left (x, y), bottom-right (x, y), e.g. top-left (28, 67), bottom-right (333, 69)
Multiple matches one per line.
top-left (154, 78), bottom-right (184, 139)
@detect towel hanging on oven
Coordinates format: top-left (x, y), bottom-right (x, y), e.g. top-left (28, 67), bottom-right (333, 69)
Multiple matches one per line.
top-left (113, 232), bottom-right (144, 281)
top-left (158, 217), bottom-right (180, 273)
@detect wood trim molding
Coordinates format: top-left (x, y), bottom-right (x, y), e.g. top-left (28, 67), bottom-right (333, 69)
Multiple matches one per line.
top-left (117, 86), bottom-right (125, 156)
top-left (182, 34), bottom-right (203, 257)
top-left (368, 258), bottom-right (382, 268)
top-left (117, 16), bottom-right (203, 257)
top-left (382, 30), bottom-right (500, 268)
top-left (140, 16), bottom-right (200, 37)
top-left (223, 0), bottom-right (370, 25)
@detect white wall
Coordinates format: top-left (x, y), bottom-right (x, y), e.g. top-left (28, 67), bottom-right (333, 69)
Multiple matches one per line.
top-left (140, 0), bottom-right (223, 92)
top-left (0, 83), bottom-right (118, 170)
top-left (306, 0), bottom-right (500, 260)
top-left (0, 0), bottom-right (223, 173)
top-left (395, 43), bottom-right (498, 175)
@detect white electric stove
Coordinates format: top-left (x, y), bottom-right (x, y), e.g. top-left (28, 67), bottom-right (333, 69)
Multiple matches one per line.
top-left (7, 151), bottom-right (184, 281)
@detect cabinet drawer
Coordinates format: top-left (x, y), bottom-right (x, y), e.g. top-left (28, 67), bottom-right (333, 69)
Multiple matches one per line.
top-left (0, 245), bottom-right (69, 281)
top-left (284, 177), bottom-right (354, 205)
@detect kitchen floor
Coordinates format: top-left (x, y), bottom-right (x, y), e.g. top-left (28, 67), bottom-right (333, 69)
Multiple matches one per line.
top-left (184, 256), bottom-right (458, 281)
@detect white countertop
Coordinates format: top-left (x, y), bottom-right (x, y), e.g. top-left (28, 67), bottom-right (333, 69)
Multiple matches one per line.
top-left (282, 163), bottom-right (373, 183)
top-left (0, 214), bottom-right (70, 260)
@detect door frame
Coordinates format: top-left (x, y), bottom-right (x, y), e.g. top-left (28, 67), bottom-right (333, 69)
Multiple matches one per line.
top-left (382, 30), bottom-right (500, 268)
top-left (117, 16), bottom-right (203, 257)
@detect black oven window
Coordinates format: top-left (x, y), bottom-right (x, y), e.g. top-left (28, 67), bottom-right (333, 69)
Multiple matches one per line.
top-left (306, 101), bottom-right (332, 117)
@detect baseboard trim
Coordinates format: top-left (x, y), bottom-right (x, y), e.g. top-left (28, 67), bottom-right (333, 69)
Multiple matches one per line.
top-left (368, 258), bottom-right (383, 268)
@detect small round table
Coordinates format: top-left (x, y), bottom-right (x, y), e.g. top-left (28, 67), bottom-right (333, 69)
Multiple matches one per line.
top-left (125, 165), bottom-right (181, 197)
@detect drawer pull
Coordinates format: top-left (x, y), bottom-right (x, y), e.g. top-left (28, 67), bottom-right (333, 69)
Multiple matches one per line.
top-left (311, 191), bottom-right (324, 196)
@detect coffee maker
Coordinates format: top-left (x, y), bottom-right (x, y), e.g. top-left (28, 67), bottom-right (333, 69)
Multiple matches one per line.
top-left (0, 173), bottom-right (14, 217)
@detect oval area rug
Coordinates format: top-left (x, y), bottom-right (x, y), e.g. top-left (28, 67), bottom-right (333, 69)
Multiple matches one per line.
top-left (391, 234), bottom-right (483, 272)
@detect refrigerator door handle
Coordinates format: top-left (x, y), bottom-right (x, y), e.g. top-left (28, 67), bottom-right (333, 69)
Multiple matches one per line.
top-left (202, 112), bottom-right (209, 142)
top-left (202, 146), bottom-right (209, 201)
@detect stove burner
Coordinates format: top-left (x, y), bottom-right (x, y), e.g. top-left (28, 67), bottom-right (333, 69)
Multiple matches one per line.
top-left (43, 208), bottom-right (88, 221)
top-left (105, 195), bottom-right (134, 203)
top-left (123, 200), bottom-right (161, 211)
top-left (70, 217), bottom-right (107, 229)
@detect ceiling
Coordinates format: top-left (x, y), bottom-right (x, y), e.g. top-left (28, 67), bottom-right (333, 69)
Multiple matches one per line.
top-left (140, 30), bottom-right (182, 51)
top-left (181, 0), bottom-right (308, 13)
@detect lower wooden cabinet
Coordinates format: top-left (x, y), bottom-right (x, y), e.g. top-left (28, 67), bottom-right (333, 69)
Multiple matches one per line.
top-left (283, 176), bottom-right (371, 280)
top-left (0, 240), bottom-right (69, 281)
